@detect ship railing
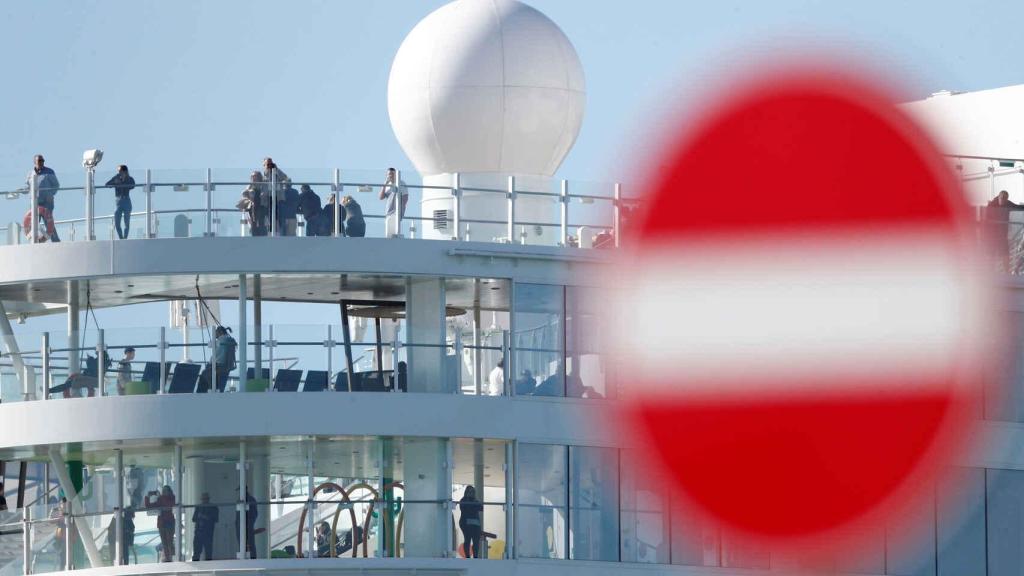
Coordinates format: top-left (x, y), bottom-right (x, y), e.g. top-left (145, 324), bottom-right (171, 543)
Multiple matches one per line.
top-left (0, 168), bottom-right (639, 250)
top-left (0, 322), bottom-right (613, 404)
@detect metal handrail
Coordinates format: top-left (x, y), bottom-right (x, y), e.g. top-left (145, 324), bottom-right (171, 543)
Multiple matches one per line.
top-left (2, 169), bottom-right (626, 248)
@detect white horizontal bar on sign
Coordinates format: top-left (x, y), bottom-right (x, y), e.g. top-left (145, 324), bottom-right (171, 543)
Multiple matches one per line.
top-left (613, 228), bottom-right (986, 397)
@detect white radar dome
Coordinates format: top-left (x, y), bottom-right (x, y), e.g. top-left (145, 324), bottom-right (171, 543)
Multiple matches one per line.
top-left (387, 0), bottom-right (586, 177)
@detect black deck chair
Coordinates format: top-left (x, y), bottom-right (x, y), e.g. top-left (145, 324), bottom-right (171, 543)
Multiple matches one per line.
top-left (303, 370), bottom-right (328, 392)
top-left (141, 361), bottom-right (173, 394)
top-left (273, 369), bottom-right (303, 392)
top-left (167, 363), bottom-right (201, 394)
top-left (360, 371), bottom-right (392, 392)
top-left (246, 367), bottom-right (270, 381)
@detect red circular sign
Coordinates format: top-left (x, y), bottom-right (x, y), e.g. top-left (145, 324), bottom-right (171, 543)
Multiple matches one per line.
top-left (613, 69), bottom-right (992, 543)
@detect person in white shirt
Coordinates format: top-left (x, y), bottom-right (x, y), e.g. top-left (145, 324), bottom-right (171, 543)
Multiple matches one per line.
top-left (487, 358), bottom-right (505, 396)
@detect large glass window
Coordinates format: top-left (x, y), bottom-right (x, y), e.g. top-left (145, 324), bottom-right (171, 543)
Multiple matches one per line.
top-left (986, 468), bottom-right (1024, 576)
top-left (518, 444), bottom-right (568, 558)
top-left (452, 438), bottom-right (509, 559)
top-left (565, 286), bottom-right (614, 399)
top-left (513, 284), bottom-right (564, 397)
top-left (937, 467), bottom-right (986, 576)
top-left (569, 446), bottom-right (618, 561)
top-left (620, 452), bottom-right (669, 564)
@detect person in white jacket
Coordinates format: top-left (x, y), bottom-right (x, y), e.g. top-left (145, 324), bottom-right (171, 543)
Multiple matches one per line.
top-left (487, 358), bottom-right (505, 396)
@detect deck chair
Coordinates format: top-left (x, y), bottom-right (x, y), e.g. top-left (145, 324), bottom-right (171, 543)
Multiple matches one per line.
top-left (246, 367), bottom-right (270, 381)
top-left (360, 371), bottom-right (392, 392)
top-left (141, 361), bottom-right (173, 394)
top-left (167, 363), bottom-right (201, 394)
top-left (333, 371), bottom-right (350, 392)
top-left (273, 369), bottom-right (303, 392)
top-left (303, 370), bottom-right (328, 392)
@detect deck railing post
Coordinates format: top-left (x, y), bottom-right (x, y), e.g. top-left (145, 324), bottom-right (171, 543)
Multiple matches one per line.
top-left (28, 172), bottom-right (38, 244)
top-left (613, 182), bottom-right (622, 248)
top-left (97, 329), bottom-right (105, 396)
top-left (205, 168), bottom-right (214, 236)
top-left (452, 172), bottom-right (461, 240)
top-left (560, 179), bottom-right (569, 246)
top-left (333, 168), bottom-right (342, 238)
top-left (507, 176), bottom-right (516, 243)
top-left (145, 169), bottom-right (154, 238)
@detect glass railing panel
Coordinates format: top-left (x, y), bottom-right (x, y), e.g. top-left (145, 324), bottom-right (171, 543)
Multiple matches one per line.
top-left (451, 501), bottom-right (508, 559)
top-left (0, 509), bottom-right (24, 576)
top-left (176, 503), bottom-right (235, 562)
top-left (28, 517), bottom-right (63, 574)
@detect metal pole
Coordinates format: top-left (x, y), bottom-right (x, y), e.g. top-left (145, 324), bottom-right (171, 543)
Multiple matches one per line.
top-left (502, 330), bottom-right (511, 396)
top-left (42, 332), bottom-right (50, 400)
top-left (85, 167), bottom-right (95, 241)
top-left (174, 444), bottom-right (183, 562)
top-left (267, 324), bottom-right (274, 390)
top-left (238, 441), bottom-right (247, 559)
top-left (452, 172), bottom-right (461, 241)
top-left (505, 441), bottom-right (514, 559)
top-left (238, 275), bottom-right (248, 392)
top-left (507, 176), bottom-right (516, 243)
top-left (114, 449), bottom-right (123, 565)
top-left (613, 182), bottom-right (622, 248)
top-left (340, 303), bottom-right (354, 392)
top-left (254, 276), bottom-right (262, 381)
top-left (22, 505), bottom-right (31, 575)
top-left (473, 303), bottom-right (482, 395)
top-left (97, 329), bottom-right (105, 396)
top-left (325, 325), bottom-right (333, 387)
top-left (391, 333), bottom-right (400, 392)
top-left (395, 169), bottom-right (404, 238)
top-left (211, 331), bottom-right (218, 393)
top-left (28, 172), bottom-right (38, 244)
top-left (145, 169), bottom-right (153, 238)
top-left (205, 168), bottom-right (213, 237)
top-left (305, 442), bottom-right (315, 559)
top-left (560, 179), bottom-right (569, 247)
top-left (270, 172), bottom-right (277, 237)
top-left (333, 169), bottom-right (341, 238)
top-left (158, 327), bottom-right (167, 394)
top-left (454, 329), bottom-right (464, 394)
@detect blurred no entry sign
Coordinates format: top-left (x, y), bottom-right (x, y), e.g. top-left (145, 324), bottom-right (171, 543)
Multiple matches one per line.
top-left (614, 70), bottom-right (992, 539)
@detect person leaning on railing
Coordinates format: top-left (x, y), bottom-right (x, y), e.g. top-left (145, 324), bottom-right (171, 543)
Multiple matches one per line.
top-left (340, 195), bottom-right (365, 237)
top-left (297, 185), bottom-right (323, 237)
top-left (237, 172), bottom-right (268, 236)
top-left (986, 189), bottom-right (1024, 271)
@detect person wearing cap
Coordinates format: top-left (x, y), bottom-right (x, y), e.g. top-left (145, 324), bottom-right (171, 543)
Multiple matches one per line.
top-left (26, 154), bottom-right (61, 242)
top-left (191, 493), bottom-right (219, 561)
top-left (117, 347), bottom-right (136, 395)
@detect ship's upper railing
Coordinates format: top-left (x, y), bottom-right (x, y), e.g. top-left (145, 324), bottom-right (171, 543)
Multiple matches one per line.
top-left (0, 167), bottom-right (639, 249)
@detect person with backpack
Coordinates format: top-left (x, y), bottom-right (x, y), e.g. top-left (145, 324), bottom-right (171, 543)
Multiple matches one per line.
top-left (106, 165), bottom-right (137, 239)
top-left (212, 326), bottom-right (237, 392)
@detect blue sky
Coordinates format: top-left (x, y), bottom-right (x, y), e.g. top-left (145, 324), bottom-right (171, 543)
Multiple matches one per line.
top-left (1, 0), bottom-right (1022, 335)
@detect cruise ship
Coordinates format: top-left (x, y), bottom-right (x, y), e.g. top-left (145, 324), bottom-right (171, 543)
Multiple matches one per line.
top-left (1, 1), bottom-right (1023, 576)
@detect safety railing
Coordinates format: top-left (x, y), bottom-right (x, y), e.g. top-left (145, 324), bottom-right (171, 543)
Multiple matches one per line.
top-left (0, 318), bottom-right (617, 405)
top-left (0, 322), bottom-right (543, 403)
top-left (1, 168), bottom-right (637, 250)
